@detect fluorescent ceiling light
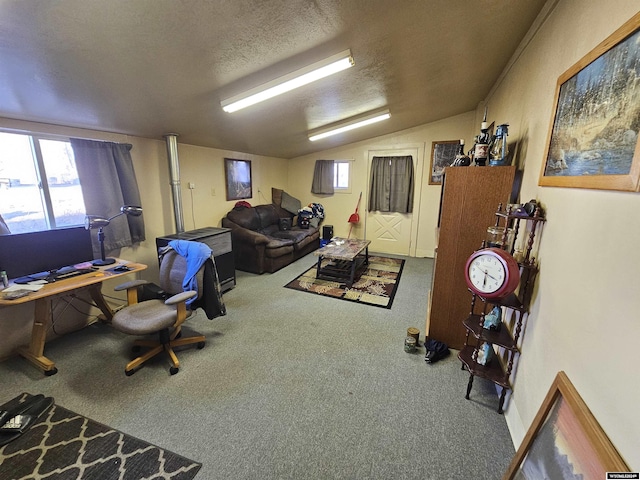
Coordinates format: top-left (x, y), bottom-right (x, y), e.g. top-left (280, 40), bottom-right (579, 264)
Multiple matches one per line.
top-left (221, 50), bottom-right (354, 113)
top-left (309, 110), bottom-right (391, 141)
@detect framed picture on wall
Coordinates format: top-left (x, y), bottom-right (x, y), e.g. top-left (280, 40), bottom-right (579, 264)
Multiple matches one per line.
top-left (429, 140), bottom-right (460, 185)
top-left (539, 12), bottom-right (640, 191)
top-left (224, 158), bottom-right (252, 201)
top-left (503, 371), bottom-right (629, 479)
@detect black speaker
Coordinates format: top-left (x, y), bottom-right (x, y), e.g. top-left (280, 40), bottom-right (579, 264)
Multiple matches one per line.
top-left (322, 225), bottom-right (334, 240)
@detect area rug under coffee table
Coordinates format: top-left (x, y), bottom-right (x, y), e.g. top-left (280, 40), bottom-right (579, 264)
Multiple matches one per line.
top-left (284, 255), bottom-right (404, 308)
top-left (0, 393), bottom-right (201, 480)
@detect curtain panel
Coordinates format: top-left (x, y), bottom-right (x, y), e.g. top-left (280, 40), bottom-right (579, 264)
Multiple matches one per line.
top-left (311, 160), bottom-right (335, 195)
top-left (71, 139), bottom-right (145, 255)
top-left (368, 156), bottom-right (414, 213)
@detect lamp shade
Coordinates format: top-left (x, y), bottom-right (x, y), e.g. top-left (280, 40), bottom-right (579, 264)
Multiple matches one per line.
top-left (84, 216), bottom-right (110, 230)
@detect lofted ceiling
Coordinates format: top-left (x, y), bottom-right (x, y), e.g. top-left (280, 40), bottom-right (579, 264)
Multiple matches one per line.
top-left (0, 0), bottom-right (548, 159)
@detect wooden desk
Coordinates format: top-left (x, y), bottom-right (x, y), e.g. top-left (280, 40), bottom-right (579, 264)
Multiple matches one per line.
top-left (0, 260), bottom-right (147, 375)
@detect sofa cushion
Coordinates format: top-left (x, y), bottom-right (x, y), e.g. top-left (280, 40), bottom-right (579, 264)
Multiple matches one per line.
top-left (264, 238), bottom-right (294, 258)
top-left (227, 207), bottom-right (260, 231)
top-left (271, 228), bottom-right (315, 243)
top-left (255, 204), bottom-right (280, 230)
top-left (260, 224), bottom-right (280, 236)
top-left (281, 191), bottom-right (302, 214)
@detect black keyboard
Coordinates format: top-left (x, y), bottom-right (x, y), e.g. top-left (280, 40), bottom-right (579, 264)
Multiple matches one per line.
top-left (14, 266), bottom-right (97, 284)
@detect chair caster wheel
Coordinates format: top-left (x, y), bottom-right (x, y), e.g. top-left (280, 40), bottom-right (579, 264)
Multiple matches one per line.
top-left (44, 367), bottom-right (58, 376)
top-left (125, 369), bottom-right (136, 376)
top-left (197, 341), bottom-right (205, 349)
top-left (170, 367), bottom-right (179, 375)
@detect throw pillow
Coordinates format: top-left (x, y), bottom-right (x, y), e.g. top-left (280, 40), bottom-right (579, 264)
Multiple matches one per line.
top-left (309, 217), bottom-right (320, 229)
top-left (281, 191), bottom-right (302, 215)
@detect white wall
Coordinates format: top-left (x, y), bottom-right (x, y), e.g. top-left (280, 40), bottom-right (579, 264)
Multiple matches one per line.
top-left (288, 111), bottom-right (476, 257)
top-left (480, 0), bottom-right (640, 468)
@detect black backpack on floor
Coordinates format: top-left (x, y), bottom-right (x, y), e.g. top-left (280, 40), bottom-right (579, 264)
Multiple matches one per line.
top-left (424, 339), bottom-right (449, 364)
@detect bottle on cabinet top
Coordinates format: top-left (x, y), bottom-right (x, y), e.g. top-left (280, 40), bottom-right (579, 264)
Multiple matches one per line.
top-left (472, 108), bottom-right (492, 166)
top-left (450, 140), bottom-right (471, 166)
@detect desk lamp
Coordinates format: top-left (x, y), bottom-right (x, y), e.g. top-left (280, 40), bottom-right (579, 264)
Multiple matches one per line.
top-left (84, 205), bottom-right (143, 266)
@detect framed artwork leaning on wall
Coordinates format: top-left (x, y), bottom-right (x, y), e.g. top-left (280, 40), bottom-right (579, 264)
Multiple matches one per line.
top-left (503, 371), bottom-right (629, 479)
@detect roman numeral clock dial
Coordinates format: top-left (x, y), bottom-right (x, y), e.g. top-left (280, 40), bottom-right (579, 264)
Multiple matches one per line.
top-left (464, 247), bottom-right (520, 299)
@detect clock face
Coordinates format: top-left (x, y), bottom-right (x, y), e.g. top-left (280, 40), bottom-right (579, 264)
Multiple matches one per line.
top-left (464, 248), bottom-right (520, 299)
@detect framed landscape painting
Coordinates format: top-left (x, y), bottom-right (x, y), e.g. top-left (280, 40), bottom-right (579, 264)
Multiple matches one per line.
top-left (503, 371), bottom-right (629, 480)
top-left (224, 158), bottom-right (252, 201)
top-left (539, 12), bottom-right (640, 191)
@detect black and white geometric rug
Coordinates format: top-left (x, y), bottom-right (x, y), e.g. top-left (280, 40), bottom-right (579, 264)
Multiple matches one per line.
top-left (0, 393), bottom-right (201, 480)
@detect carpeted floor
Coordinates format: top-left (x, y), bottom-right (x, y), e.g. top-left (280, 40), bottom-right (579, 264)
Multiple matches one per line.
top-left (0, 393), bottom-right (201, 480)
top-left (284, 256), bottom-right (404, 308)
top-left (0, 253), bottom-right (517, 479)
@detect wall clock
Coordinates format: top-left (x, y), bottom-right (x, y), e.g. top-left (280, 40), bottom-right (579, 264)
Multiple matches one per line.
top-left (464, 247), bottom-right (520, 299)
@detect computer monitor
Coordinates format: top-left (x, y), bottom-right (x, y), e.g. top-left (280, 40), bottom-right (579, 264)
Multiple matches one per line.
top-left (0, 227), bottom-right (94, 279)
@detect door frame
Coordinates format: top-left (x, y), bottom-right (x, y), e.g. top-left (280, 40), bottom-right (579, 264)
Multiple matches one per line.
top-left (365, 143), bottom-right (425, 257)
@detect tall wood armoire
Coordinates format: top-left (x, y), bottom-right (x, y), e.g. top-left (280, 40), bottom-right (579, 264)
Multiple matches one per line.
top-left (426, 165), bottom-right (516, 350)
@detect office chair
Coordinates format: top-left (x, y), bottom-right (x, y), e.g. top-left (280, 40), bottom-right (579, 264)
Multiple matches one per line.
top-left (111, 242), bottom-right (224, 375)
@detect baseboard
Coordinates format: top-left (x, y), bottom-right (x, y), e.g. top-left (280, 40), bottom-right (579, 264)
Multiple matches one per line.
top-left (503, 394), bottom-right (526, 450)
top-left (414, 248), bottom-right (434, 258)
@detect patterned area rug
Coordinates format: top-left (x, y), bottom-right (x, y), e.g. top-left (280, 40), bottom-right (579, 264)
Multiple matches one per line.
top-left (284, 256), bottom-right (404, 308)
top-left (0, 393), bottom-right (201, 480)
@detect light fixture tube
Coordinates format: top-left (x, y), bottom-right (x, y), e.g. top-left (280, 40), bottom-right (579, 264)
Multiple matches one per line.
top-left (221, 50), bottom-right (354, 113)
top-left (308, 110), bottom-right (391, 141)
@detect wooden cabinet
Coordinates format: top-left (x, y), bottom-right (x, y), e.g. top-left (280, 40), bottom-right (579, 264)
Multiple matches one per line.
top-left (458, 204), bottom-right (545, 413)
top-left (426, 166), bottom-right (515, 350)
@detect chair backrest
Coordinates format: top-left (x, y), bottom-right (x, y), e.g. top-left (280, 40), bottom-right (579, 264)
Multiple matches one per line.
top-left (158, 249), bottom-right (204, 299)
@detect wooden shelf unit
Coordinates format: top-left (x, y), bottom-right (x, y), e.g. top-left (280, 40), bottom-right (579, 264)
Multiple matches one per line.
top-left (458, 204), bottom-right (545, 413)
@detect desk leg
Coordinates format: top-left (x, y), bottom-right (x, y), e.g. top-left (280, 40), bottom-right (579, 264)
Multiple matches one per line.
top-left (17, 298), bottom-right (58, 376)
top-left (88, 284), bottom-right (115, 323)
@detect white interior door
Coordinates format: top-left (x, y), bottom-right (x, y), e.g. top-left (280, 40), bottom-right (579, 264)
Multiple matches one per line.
top-left (365, 148), bottom-right (421, 256)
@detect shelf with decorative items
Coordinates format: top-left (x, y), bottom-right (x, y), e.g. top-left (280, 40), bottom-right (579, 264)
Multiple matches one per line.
top-left (458, 202), bottom-right (545, 414)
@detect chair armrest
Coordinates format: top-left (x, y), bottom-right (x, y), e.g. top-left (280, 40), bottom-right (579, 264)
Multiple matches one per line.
top-left (165, 290), bottom-right (197, 305)
top-left (114, 279), bottom-right (149, 291)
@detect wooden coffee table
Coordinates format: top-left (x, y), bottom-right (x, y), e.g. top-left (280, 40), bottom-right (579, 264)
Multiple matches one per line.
top-left (314, 237), bottom-right (371, 287)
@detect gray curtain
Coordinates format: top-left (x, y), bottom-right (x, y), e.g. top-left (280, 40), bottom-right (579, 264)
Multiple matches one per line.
top-left (311, 159), bottom-right (335, 195)
top-left (71, 139), bottom-right (145, 255)
top-left (368, 156), bottom-right (414, 213)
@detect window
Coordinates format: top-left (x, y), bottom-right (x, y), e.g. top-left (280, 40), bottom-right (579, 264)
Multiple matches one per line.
top-left (333, 160), bottom-right (352, 193)
top-left (0, 131), bottom-right (86, 234)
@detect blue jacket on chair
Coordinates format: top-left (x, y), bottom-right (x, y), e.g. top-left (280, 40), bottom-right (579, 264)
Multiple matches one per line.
top-left (168, 240), bottom-right (212, 306)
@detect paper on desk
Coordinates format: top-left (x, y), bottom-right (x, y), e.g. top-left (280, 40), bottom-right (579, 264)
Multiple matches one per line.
top-left (3, 283), bottom-right (44, 292)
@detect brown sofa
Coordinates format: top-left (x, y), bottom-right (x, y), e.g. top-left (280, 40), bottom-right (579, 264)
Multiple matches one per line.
top-left (221, 203), bottom-right (319, 274)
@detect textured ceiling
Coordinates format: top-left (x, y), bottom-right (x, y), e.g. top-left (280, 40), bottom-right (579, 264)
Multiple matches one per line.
top-left (0, 0), bottom-right (548, 159)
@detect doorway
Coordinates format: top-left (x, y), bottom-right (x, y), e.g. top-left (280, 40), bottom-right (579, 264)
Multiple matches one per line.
top-left (365, 147), bottom-right (422, 256)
